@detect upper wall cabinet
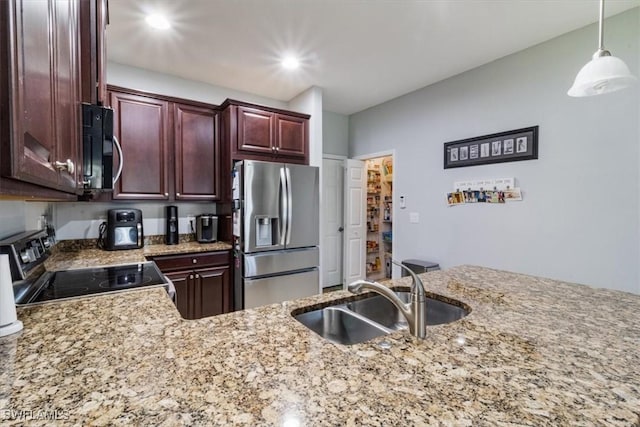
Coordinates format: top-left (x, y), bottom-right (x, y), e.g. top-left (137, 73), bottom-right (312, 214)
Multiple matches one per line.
top-left (174, 103), bottom-right (221, 201)
top-left (80, 0), bottom-right (108, 105)
top-left (223, 100), bottom-right (309, 165)
top-left (110, 90), bottom-right (171, 200)
top-left (107, 87), bottom-right (222, 202)
top-left (0, 0), bottom-right (83, 194)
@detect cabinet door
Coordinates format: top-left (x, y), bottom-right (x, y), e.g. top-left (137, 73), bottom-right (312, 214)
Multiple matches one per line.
top-left (236, 106), bottom-right (274, 155)
top-left (275, 114), bottom-right (307, 159)
top-left (193, 266), bottom-right (230, 319)
top-left (110, 91), bottom-right (170, 200)
top-left (53, 0), bottom-right (81, 191)
top-left (165, 270), bottom-right (192, 319)
top-left (174, 103), bottom-right (220, 200)
top-left (5, 0), bottom-right (59, 188)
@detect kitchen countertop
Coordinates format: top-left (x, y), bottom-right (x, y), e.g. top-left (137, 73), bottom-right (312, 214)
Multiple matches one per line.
top-left (44, 240), bottom-right (233, 271)
top-left (1, 265), bottom-right (639, 425)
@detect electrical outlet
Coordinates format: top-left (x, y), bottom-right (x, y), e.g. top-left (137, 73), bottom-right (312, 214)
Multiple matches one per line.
top-left (409, 212), bottom-right (419, 223)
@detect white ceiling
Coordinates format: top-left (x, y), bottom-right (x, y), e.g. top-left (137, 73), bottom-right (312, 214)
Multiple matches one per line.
top-left (106, 0), bottom-right (639, 115)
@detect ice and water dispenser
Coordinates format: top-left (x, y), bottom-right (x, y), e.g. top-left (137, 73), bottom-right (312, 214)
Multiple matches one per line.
top-left (255, 216), bottom-right (279, 247)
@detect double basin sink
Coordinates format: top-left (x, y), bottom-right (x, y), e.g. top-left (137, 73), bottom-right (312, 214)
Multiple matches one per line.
top-left (293, 290), bottom-right (469, 345)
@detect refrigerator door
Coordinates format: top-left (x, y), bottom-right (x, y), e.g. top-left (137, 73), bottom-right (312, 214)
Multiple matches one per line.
top-left (242, 160), bottom-right (286, 253)
top-left (244, 247), bottom-right (319, 278)
top-left (244, 269), bottom-right (319, 309)
top-left (285, 163), bottom-right (319, 249)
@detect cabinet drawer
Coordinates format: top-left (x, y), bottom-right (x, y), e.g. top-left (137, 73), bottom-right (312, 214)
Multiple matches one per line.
top-left (151, 251), bottom-right (230, 272)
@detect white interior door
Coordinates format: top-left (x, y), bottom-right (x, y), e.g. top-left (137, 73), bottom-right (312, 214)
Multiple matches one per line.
top-left (321, 158), bottom-right (344, 287)
top-left (343, 159), bottom-right (366, 287)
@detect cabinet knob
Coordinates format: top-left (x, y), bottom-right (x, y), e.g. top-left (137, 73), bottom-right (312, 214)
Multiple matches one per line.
top-left (271, 147), bottom-right (276, 152)
top-left (176, 192), bottom-right (181, 196)
top-left (275, 147), bottom-right (279, 152)
top-left (54, 159), bottom-right (75, 174)
top-left (164, 193), bottom-right (169, 197)
top-left (192, 258), bottom-right (197, 264)
top-left (189, 275), bottom-right (194, 280)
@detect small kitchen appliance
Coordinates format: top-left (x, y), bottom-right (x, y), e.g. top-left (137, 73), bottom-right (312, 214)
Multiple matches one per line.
top-left (165, 206), bottom-right (179, 245)
top-left (0, 254), bottom-right (23, 337)
top-left (101, 209), bottom-right (143, 250)
top-left (82, 103), bottom-right (122, 192)
top-left (196, 214), bottom-right (218, 243)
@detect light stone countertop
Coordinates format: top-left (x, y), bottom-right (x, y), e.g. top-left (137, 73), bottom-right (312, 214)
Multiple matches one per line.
top-left (44, 241), bottom-right (233, 271)
top-left (1, 265), bottom-right (639, 426)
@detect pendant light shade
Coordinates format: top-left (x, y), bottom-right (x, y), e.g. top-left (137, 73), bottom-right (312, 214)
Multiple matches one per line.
top-left (567, 0), bottom-right (637, 97)
top-left (568, 53), bottom-right (637, 97)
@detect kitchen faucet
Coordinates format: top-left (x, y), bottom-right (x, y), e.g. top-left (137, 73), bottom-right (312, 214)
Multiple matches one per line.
top-left (347, 260), bottom-right (426, 339)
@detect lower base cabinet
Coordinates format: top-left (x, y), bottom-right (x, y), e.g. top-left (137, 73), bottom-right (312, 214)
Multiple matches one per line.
top-left (151, 251), bottom-right (231, 320)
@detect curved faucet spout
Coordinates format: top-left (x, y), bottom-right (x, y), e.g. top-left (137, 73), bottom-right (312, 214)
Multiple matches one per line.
top-left (347, 267), bottom-right (427, 339)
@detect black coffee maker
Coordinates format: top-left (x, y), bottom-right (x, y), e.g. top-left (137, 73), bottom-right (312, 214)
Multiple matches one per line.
top-left (165, 206), bottom-right (179, 245)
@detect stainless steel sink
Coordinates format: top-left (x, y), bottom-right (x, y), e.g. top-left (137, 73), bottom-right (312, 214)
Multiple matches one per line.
top-left (293, 290), bottom-right (469, 345)
top-left (347, 291), bottom-right (469, 330)
top-left (294, 306), bottom-right (390, 345)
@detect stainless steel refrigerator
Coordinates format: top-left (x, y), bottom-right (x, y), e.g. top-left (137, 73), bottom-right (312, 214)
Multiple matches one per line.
top-left (232, 160), bottom-right (319, 310)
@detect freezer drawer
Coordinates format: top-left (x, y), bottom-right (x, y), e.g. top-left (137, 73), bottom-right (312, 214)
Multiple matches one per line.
top-left (244, 247), bottom-right (319, 278)
top-left (244, 269), bottom-right (319, 309)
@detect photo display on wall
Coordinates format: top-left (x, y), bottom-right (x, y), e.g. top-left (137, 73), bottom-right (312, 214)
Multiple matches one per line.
top-left (444, 126), bottom-right (538, 169)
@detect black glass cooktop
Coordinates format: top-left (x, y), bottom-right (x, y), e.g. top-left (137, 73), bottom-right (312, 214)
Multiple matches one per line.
top-left (20, 262), bottom-right (167, 304)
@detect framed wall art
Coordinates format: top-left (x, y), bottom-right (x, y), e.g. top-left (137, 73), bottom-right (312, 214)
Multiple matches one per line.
top-left (444, 126), bottom-right (538, 169)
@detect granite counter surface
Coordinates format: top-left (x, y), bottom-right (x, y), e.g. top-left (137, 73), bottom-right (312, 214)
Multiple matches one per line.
top-left (1, 266), bottom-right (639, 426)
top-left (44, 241), bottom-right (233, 271)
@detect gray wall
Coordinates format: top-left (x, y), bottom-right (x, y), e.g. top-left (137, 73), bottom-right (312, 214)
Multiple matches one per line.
top-left (107, 62), bottom-right (289, 109)
top-left (349, 8), bottom-right (640, 293)
top-left (0, 201), bottom-right (52, 240)
top-left (323, 111), bottom-right (349, 157)
top-left (54, 202), bottom-right (217, 240)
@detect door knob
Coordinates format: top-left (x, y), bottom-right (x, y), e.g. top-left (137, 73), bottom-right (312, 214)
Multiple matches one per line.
top-left (338, 227), bottom-right (344, 232)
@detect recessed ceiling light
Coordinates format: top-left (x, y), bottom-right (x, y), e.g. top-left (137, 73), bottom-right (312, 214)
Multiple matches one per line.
top-left (146, 14), bottom-right (171, 30)
top-left (281, 56), bottom-right (300, 70)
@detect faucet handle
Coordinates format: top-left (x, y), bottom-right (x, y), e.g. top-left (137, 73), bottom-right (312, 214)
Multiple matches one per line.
top-left (390, 259), bottom-right (426, 298)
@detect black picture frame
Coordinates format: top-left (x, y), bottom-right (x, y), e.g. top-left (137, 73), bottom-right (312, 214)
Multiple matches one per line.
top-left (444, 126), bottom-right (538, 169)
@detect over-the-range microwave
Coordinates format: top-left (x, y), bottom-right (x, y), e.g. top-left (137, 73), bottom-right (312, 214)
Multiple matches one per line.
top-left (81, 103), bottom-right (123, 192)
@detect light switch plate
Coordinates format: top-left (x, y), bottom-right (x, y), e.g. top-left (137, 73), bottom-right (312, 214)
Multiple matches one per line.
top-left (409, 212), bottom-right (419, 223)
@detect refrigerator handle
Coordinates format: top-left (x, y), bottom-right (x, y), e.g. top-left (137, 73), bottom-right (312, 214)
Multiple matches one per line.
top-left (279, 167), bottom-right (288, 246)
top-left (285, 166), bottom-right (293, 245)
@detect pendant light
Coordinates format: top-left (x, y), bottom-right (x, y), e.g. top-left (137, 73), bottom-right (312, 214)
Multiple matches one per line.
top-left (567, 0), bottom-right (637, 97)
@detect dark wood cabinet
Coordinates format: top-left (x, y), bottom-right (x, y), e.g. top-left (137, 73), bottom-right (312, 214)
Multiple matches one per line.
top-left (275, 113), bottom-right (307, 158)
top-left (237, 106), bottom-right (275, 155)
top-left (151, 251), bottom-right (232, 320)
top-left (1, 0), bottom-right (83, 194)
top-left (174, 103), bottom-right (221, 201)
top-left (105, 87), bottom-right (223, 202)
top-left (80, 0), bottom-right (108, 105)
top-left (109, 90), bottom-right (171, 200)
top-left (223, 100), bottom-right (310, 165)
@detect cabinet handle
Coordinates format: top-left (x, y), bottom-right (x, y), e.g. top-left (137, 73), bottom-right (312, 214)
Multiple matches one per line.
top-left (54, 159), bottom-right (75, 174)
top-left (192, 258), bottom-right (197, 264)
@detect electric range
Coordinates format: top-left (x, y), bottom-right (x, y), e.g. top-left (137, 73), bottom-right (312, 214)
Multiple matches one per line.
top-left (13, 262), bottom-right (174, 306)
top-left (1, 230), bottom-right (175, 306)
